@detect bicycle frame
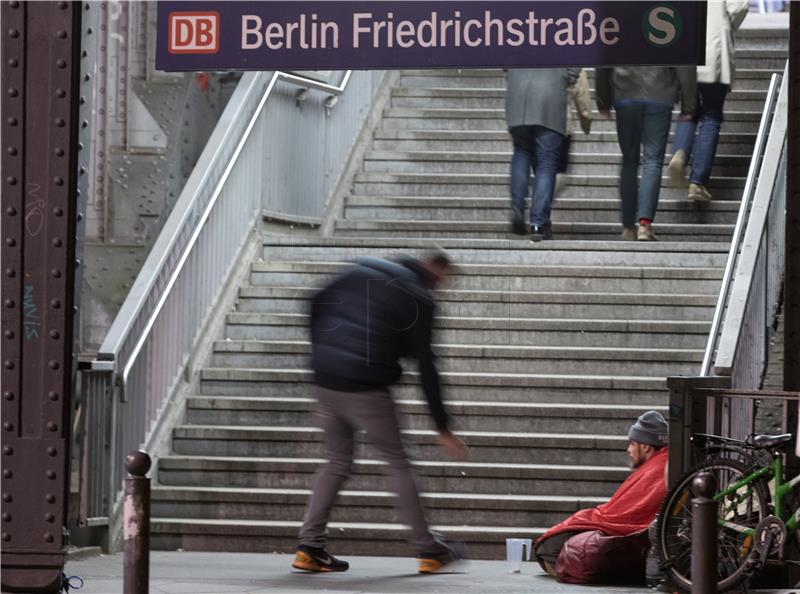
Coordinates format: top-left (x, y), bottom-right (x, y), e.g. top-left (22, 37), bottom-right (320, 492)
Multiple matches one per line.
top-left (713, 455), bottom-right (800, 535)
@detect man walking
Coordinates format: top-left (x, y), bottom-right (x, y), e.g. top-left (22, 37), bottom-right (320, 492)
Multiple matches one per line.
top-left (596, 66), bottom-right (696, 241)
top-left (505, 68), bottom-right (579, 241)
top-left (293, 252), bottom-right (468, 574)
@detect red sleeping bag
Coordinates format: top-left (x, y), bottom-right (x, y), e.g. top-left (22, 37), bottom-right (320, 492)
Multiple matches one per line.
top-left (555, 529), bottom-right (650, 584)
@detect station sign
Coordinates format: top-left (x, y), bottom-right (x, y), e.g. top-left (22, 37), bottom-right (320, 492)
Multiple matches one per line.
top-left (156, 1), bottom-right (706, 71)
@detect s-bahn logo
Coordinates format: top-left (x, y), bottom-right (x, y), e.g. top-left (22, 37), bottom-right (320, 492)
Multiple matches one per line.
top-left (168, 11), bottom-right (220, 54)
top-left (642, 5), bottom-right (682, 47)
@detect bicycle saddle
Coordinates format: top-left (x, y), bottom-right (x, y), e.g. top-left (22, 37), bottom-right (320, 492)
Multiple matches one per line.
top-left (752, 433), bottom-right (794, 449)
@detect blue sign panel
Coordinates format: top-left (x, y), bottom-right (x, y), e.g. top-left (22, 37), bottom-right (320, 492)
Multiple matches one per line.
top-left (156, 1), bottom-right (706, 71)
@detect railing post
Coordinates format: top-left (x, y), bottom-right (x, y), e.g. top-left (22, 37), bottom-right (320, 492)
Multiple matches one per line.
top-left (692, 472), bottom-right (718, 594)
top-left (124, 450), bottom-right (151, 594)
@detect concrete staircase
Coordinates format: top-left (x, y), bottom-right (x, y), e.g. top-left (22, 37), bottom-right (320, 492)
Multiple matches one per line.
top-left (150, 29), bottom-right (787, 559)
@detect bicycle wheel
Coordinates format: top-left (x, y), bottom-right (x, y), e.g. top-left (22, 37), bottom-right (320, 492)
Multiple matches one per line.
top-left (657, 457), bottom-right (771, 592)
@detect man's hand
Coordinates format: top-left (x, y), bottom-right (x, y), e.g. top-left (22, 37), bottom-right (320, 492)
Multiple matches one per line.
top-left (438, 431), bottom-right (468, 461)
top-left (598, 108), bottom-right (612, 119)
top-left (678, 113), bottom-right (694, 122)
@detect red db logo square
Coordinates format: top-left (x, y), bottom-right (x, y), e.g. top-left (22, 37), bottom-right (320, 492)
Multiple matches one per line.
top-left (168, 12), bottom-right (220, 54)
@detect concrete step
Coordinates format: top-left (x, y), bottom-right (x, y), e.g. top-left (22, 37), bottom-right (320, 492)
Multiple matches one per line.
top-left (735, 28), bottom-right (790, 50)
top-left (352, 171), bottom-right (746, 199)
top-left (149, 516), bottom-right (540, 558)
top-left (343, 195), bottom-right (739, 225)
top-left (151, 486), bottom-right (606, 529)
top-left (390, 87), bottom-right (770, 111)
top-left (199, 368), bottom-right (668, 405)
top-left (397, 68), bottom-right (779, 90)
top-left (231, 286), bottom-right (717, 320)
top-left (249, 260), bottom-right (724, 294)
top-left (171, 425), bottom-right (631, 466)
top-left (333, 219), bottom-right (734, 242)
top-left (371, 129), bottom-right (758, 153)
top-left (381, 108), bottom-right (763, 133)
top-left (185, 396), bottom-right (666, 434)
top-left (361, 150), bottom-right (750, 177)
top-left (157, 455), bottom-right (628, 496)
top-left (260, 236), bottom-right (731, 267)
top-left (211, 339), bottom-right (702, 375)
top-left (224, 312), bottom-right (709, 349)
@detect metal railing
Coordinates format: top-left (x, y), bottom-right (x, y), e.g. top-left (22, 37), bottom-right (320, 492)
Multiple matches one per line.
top-left (77, 69), bottom-right (380, 529)
top-left (691, 64), bottom-right (788, 441)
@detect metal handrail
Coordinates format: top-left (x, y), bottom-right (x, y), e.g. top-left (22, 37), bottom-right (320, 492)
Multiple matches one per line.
top-left (94, 70), bottom-right (353, 393)
top-left (699, 71), bottom-right (782, 376)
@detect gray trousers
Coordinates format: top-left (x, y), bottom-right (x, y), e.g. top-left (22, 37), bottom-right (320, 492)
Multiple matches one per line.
top-left (297, 386), bottom-right (438, 552)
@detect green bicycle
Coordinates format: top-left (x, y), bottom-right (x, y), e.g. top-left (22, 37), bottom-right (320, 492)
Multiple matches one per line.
top-left (656, 432), bottom-right (799, 592)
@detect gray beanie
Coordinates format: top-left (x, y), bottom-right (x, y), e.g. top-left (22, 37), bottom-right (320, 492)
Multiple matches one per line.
top-left (628, 411), bottom-right (668, 447)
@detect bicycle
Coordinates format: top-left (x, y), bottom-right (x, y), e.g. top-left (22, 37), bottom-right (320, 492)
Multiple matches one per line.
top-left (656, 431), bottom-right (799, 592)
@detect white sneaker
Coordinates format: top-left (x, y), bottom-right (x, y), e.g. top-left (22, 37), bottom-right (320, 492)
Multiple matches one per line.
top-left (688, 183), bottom-right (712, 201)
top-left (621, 226), bottom-right (637, 241)
top-left (637, 224), bottom-right (658, 241)
top-left (668, 149), bottom-right (687, 186)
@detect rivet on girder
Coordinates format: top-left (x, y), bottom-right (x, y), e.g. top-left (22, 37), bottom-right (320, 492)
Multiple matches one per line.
top-left (45, 471), bottom-right (56, 480)
top-left (4, 330), bottom-right (13, 339)
top-left (53, 176), bottom-right (64, 186)
top-left (2, 514), bottom-right (10, 522)
top-left (55, 118), bottom-right (66, 127)
top-left (56, 88), bottom-right (66, 98)
top-left (44, 533), bottom-right (54, 543)
top-left (7, 147), bottom-right (18, 156)
top-left (8, 29), bottom-right (19, 39)
top-left (7, 88), bottom-right (18, 98)
top-left (48, 360), bottom-right (60, 370)
top-left (2, 533), bottom-right (10, 542)
top-left (3, 423), bottom-right (13, 431)
top-left (50, 299), bottom-right (61, 309)
top-left (7, 59), bottom-right (19, 68)
top-left (56, 59), bottom-right (66, 69)
top-left (46, 494), bottom-right (56, 504)
top-left (45, 514), bottom-right (55, 523)
top-left (47, 447), bottom-right (57, 456)
top-left (5, 238), bottom-right (16, 247)
top-left (3, 447), bottom-right (13, 456)
top-left (6, 206), bottom-right (16, 215)
top-left (47, 392), bottom-right (59, 401)
top-left (5, 177), bottom-right (17, 185)
top-left (52, 238), bottom-right (63, 247)
top-left (3, 361), bottom-right (14, 370)
top-left (53, 207), bottom-right (64, 217)
top-left (7, 117), bottom-right (18, 127)
top-left (2, 470), bottom-right (11, 478)
top-left (47, 423), bottom-right (58, 432)
top-left (2, 392), bottom-right (13, 401)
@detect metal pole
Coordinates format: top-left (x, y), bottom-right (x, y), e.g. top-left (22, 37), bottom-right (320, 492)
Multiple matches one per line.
top-left (691, 472), bottom-right (718, 594)
top-left (124, 450), bottom-right (151, 594)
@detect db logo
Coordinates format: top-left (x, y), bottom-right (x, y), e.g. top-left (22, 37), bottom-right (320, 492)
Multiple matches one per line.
top-left (168, 12), bottom-right (220, 54)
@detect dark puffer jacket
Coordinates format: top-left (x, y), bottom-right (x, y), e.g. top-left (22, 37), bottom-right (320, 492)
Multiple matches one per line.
top-left (310, 257), bottom-right (449, 431)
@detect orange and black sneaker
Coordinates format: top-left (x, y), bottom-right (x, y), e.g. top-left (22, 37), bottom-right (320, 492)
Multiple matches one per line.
top-left (418, 541), bottom-right (467, 574)
top-left (292, 545), bottom-right (349, 572)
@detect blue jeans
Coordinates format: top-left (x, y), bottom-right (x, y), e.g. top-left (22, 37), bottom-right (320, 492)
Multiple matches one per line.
top-left (509, 125), bottom-right (564, 227)
top-left (672, 83), bottom-right (728, 185)
top-left (614, 102), bottom-right (672, 228)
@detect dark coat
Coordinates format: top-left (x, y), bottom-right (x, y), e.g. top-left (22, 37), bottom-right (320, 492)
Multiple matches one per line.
top-left (310, 257), bottom-right (449, 430)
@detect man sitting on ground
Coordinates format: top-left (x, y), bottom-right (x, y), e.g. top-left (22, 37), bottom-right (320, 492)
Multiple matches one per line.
top-left (533, 411), bottom-right (669, 584)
